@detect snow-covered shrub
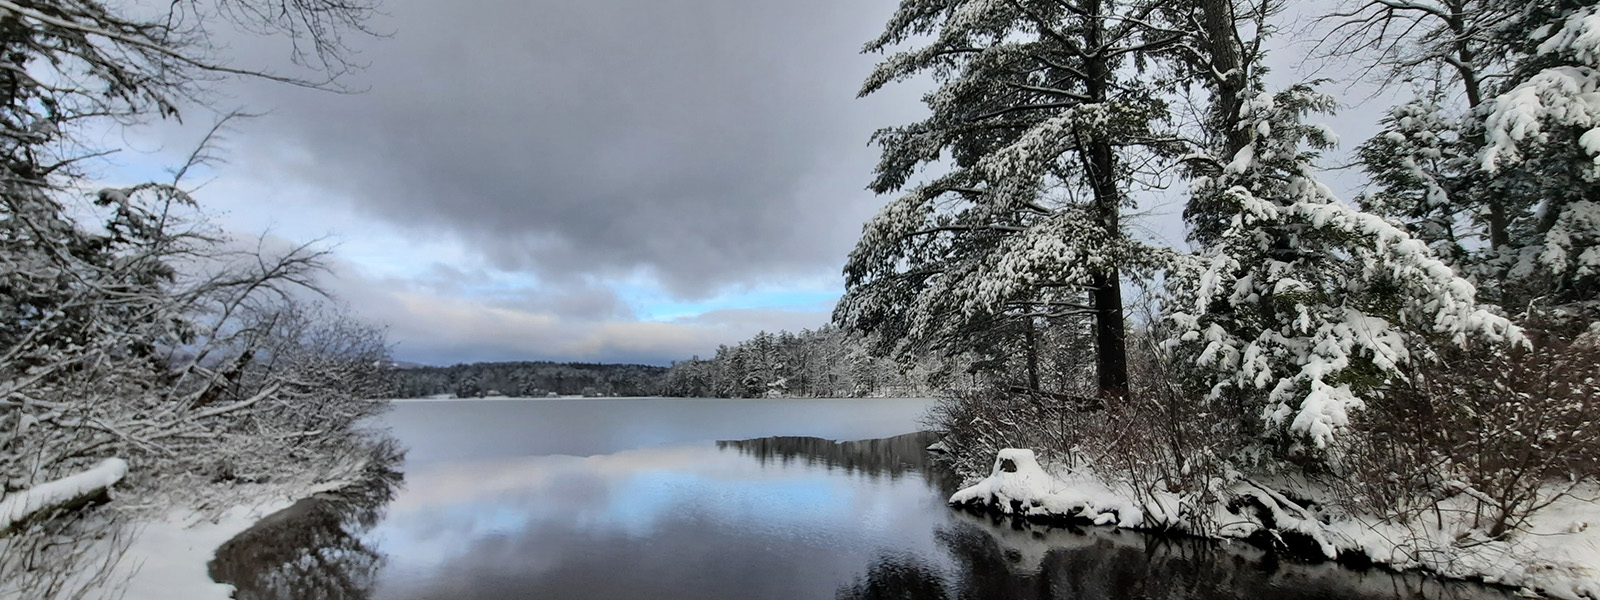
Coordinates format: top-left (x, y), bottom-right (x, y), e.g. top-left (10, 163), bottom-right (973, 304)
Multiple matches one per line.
top-left (928, 321), bottom-right (1245, 534)
top-left (925, 387), bottom-right (1084, 479)
top-left (0, 1), bottom-right (380, 596)
top-left (1339, 324), bottom-right (1600, 537)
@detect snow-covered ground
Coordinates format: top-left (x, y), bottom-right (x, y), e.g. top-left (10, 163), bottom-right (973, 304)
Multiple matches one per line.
top-left (85, 475), bottom-right (363, 599)
top-left (951, 449), bottom-right (1600, 599)
top-left (110, 500), bottom-right (294, 600)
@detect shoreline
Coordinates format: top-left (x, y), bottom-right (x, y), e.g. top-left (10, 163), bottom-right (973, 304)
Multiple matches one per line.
top-left (388, 394), bottom-right (934, 403)
top-left (99, 445), bottom-right (399, 600)
top-left (947, 448), bottom-right (1600, 599)
top-left (107, 485), bottom-right (329, 600)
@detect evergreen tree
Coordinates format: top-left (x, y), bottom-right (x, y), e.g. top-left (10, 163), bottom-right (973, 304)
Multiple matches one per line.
top-left (838, 0), bottom-right (1188, 398)
top-left (1334, 0), bottom-right (1600, 320)
top-left (1473, 0), bottom-right (1600, 315)
top-left (1167, 4), bottom-right (1520, 454)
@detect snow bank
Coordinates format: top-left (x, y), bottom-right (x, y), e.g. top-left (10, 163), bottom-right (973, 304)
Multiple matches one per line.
top-left (101, 472), bottom-right (365, 600)
top-left (950, 448), bottom-right (1600, 599)
top-left (0, 458), bottom-right (128, 532)
top-left (1321, 491), bottom-right (1600, 599)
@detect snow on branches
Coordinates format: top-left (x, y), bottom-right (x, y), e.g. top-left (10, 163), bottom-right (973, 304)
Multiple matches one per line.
top-left (1484, 5), bottom-right (1600, 173)
top-left (1167, 85), bottom-right (1519, 452)
top-left (1469, 4), bottom-right (1600, 297)
top-left (841, 0), bottom-right (1181, 389)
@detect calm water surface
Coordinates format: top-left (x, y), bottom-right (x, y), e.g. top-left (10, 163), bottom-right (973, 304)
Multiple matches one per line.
top-left (213, 397), bottom-right (1516, 600)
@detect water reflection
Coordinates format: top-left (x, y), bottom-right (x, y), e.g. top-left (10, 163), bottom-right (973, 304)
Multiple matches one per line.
top-left (840, 515), bottom-right (1508, 600)
top-left (367, 438), bottom-right (948, 600)
top-left (717, 431), bottom-right (939, 477)
top-left (208, 439), bottom-right (405, 600)
top-left (215, 399), bottom-right (1517, 600)
top-left (383, 397), bottom-right (937, 461)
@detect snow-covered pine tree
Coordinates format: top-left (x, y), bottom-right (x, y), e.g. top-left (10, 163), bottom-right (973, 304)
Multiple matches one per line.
top-left (1473, 0), bottom-right (1600, 318)
top-left (1355, 96), bottom-right (1488, 268)
top-left (1166, 81), bottom-right (1520, 455)
top-left (837, 0), bottom-right (1186, 398)
top-left (1332, 0), bottom-right (1600, 321)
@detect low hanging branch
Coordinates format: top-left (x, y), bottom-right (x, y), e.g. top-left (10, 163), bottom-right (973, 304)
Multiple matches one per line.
top-left (0, 458), bottom-right (127, 535)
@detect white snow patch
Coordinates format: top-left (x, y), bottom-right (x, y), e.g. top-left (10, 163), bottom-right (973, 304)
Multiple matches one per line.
top-left (93, 477), bottom-right (357, 600)
top-left (110, 502), bottom-right (291, 600)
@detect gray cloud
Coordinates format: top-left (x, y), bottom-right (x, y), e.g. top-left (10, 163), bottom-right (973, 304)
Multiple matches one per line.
top-left (311, 257), bottom-right (829, 366)
top-left (220, 0), bottom-right (920, 298)
top-left (403, 263), bottom-right (635, 321)
top-left (128, 0), bottom-right (1402, 367)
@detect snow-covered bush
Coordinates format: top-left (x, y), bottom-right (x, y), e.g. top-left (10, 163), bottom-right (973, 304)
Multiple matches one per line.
top-left (1339, 324), bottom-right (1600, 537)
top-left (928, 319), bottom-right (1243, 531)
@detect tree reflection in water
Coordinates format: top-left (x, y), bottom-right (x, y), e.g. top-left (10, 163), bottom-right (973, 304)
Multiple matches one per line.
top-left (202, 425), bottom-right (1517, 600)
top-left (839, 508), bottom-right (1515, 600)
top-left (717, 431), bottom-right (965, 490)
top-left (207, 438), bottom-right (405, 600)
top-left (721, 431), bottom-right (1512, 600)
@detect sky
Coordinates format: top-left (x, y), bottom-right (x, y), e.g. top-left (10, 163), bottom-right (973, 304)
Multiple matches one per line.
top-left (98, 0), bottom-right (1395, 367)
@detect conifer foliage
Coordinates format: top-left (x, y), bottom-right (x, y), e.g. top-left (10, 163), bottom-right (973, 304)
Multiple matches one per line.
top-left (839, 0), bottom-right (1188, 398)
top-left (882, 0), bottom-right (1600, 557)
top-left (1165, 83), bottom-right (1518, 452)
top-left (1344, 0), bottom-right (1600, 318)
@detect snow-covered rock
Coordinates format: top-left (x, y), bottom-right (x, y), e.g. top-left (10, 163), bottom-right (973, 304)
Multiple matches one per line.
top-left (949, 449), bottom-right (1142, 528)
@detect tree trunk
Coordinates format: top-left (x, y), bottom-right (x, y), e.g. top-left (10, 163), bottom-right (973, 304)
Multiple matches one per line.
top-left (1083, 0), bottom-right (1130, 401)
top-left (1446, 1), bottom-right (1511, 251)
top-left (1201, 0), bottom-right (1249, 158)
top-left (1090, 274), bottom-right (1128, 400)
top-left (1024, 318), bottom-right (1040, 392)
top-left (0, 459), bottom-right (128, 533)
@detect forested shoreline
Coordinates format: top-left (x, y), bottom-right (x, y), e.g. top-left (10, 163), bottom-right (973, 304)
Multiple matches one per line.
top-left (832, 0), bottom-right (1600, 594)
top-left (383, 327), bottom-right (938, 399)
top-left (388, 361), bottom-right (667, 398)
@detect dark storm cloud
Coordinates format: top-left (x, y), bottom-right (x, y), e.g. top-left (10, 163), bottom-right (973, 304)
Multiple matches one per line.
top-left (231, 0), bottom-right (919, 297)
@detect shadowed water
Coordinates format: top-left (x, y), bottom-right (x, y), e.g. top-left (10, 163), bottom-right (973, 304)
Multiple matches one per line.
top-left (210, 397), bottom-right (1517, 600)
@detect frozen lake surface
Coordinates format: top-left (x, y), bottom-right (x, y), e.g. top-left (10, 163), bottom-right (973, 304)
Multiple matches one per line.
top-left (213, 397), bottom-right (1517, 600)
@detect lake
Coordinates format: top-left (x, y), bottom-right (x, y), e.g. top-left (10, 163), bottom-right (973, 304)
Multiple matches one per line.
top-left (212, 397), bottom-right (1516, 599)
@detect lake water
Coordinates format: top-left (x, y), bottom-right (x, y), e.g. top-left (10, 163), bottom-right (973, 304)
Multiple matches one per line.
top-left (212, 397), bottom-right (1517, 600)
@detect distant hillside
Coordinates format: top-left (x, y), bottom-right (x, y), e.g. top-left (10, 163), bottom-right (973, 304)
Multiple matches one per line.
top-left (386, 361), bottom-right (668, 398)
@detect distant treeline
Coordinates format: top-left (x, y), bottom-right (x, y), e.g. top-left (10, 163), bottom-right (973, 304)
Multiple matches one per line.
top-left (658, 327), bottom-right (933, 398)
top-left (385, 326), bottom-right (949, 399)
top-left (387, 361), bottom-right (667, 398)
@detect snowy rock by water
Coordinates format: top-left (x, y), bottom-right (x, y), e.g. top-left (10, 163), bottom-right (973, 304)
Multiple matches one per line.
top-left (948, 449), bottom-right (1142, 528)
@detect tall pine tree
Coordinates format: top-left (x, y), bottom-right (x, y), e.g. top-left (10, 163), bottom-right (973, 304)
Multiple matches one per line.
top-left (838, 0), bottom-right (1187, 398)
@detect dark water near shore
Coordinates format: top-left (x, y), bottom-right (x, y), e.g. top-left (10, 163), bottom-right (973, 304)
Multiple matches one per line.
top-left (211, 397), bottom-right (1516, 600)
